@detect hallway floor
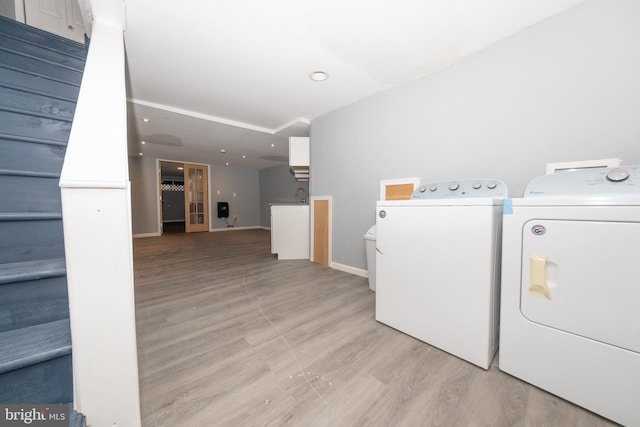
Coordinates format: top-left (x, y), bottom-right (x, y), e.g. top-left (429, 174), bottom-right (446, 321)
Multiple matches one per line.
top-left (133, 229), bottom-right (616, 426)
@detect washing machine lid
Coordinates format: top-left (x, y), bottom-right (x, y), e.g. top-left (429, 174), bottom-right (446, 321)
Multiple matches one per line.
top-left (411, 178), bottom-right (507, 199)
top-left (525, 165), bottom-right (640, 197)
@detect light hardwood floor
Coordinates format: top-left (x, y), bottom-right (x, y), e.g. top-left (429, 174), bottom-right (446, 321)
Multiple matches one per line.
top-left (133, 229), bottom-right (617, 427)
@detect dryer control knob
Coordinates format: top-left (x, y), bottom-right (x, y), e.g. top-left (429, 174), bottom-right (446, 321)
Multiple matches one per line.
top-left (429, 185), bottom-right (438, 192)
top-left (472, 181), bottom-right (482, 189)
top-left (487, 181), bottom-right (497, 189)
top-left (448, 182), bottom-right (459, 191)
top-left (417, 185), bottom-right (426, 193)
top-left (606, 168), bottom-right (630, 182)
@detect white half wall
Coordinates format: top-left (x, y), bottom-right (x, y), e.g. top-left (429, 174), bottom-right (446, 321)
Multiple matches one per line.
top-left (60, 13), bottom-right (141, 427)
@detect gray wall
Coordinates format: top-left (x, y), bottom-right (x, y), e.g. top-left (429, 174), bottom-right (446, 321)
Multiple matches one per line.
top-left (129, 156), bottom-right (158, 235)
top-left (210, 166), bottom-right (260, 229)
top-left (310, 0), bottom-right (640, 271)
top-left (129, 158), bottom-right (264, 234)
top-left (0, 0), bottom-right (16, 19)
top-left (161, 190), bottom-right (184, 222)
top-left (259, 164), bottom-right (309, 227)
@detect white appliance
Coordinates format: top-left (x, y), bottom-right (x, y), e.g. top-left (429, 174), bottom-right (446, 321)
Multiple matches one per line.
top-left (376, 179), bottom-right (508, 369)
top-left (499, 165), bottom-right (640, 426)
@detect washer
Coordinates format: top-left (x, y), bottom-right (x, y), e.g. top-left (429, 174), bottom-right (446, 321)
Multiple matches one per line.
top-left (375, 178), bottom-right (507, 369)
top-left (499, 165), bottom-right (640, 426)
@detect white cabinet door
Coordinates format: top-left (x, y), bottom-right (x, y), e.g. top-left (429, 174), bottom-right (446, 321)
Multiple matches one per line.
top-left (270, 205), bottom-right (309, 260)
top-left (289, 137), bottom-right (309, 166)
top-left (24, 0), bottom-right (86, 43)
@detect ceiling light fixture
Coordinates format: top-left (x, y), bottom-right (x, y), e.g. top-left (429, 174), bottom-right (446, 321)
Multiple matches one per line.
top-left (271, 143), bottom-right (275, 147)
top-left (242, 155), bottom-right (246, 159)
top-left (140, 140), bottom-right (146, 145)
top-left (220, 149), bottom-right (226, 153)
top-left (142, 118), bottom-right (151, 123)
top-left (309, 71), bottom-right (329, 82)
top-left (138, 152), bottom-right (143, 156)
top-left (225, 162), bottom-right (230, 166)
top-left (177, 166), bottom-right (184, 171)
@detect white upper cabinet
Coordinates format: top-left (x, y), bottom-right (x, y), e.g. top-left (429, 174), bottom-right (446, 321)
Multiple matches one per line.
top-left (289, 137), bottom-right (309, 182)
top-left (289, 137), bottom-right (309, 167)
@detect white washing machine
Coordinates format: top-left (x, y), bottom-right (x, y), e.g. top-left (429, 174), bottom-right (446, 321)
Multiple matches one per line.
top-left (376, 178), bottom-right (508, 369)
top-left (499, 165), bottom-right (640, 426)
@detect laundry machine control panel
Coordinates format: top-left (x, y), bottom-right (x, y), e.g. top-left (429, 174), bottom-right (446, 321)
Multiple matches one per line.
top-left (411, 179), bottom-right (508, 199)
top-left (525, 165), bottom-right (640, 197)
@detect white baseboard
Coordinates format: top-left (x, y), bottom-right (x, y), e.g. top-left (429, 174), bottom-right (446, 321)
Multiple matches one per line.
top-left (133, 232), bottom-right (161, 238)
top-left (331, 262), bottom-right (368, 278)
top-left (209, 226), bottom-right (267, 232)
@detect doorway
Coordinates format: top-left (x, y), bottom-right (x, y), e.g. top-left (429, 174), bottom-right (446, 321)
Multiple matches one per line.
top-left (159, 161), bottom-right (210, 234)
top-left (160, 161), bottom-right (185, 234)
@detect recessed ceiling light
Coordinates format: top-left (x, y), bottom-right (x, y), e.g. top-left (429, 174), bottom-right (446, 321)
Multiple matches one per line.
top-left (220, 149), bottom-right (226, 153)
top-left (140, 140), bottom-right (146, 145)
top-left (271, 143), bottom-right (275, 147)
top-left (225, 162), bottom-right (229, 166)
top-left (142, 118), bottom-right (151, 123)
top-left (177, 166), bottom-right (184, 170)
top-left (242, 155), bottom-right (246, 159)
top-left (309, 71), bottom-right (329, 81)
top-left (138, 152), bottom-right (143, 156)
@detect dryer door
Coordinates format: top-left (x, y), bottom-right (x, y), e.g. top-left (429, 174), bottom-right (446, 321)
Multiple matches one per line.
top-left (520, 219), bottom-right (640, 354)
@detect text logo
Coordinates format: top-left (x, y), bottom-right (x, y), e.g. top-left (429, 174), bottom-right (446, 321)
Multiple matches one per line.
top-left (1, 405), bottom-right (67, 427)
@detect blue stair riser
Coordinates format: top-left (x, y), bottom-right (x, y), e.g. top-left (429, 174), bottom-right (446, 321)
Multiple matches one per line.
top-left (0, 354), bottom-right (72, 404)
top-left (0, 276), bottom-right (69, 333)
top-left (0, 49), bottom-right (83, 86)
top-left (0, 36), bottom-right (85, 71)
top-left (0, 66), bottom-right (80, 101)
top-left (0, 16), bottom-right (86, 59)
top-left (0, 175), bottom-right (62, 213)
top-left (0, 138), bottom-right (66, 175)
top-left (0, 86), bottom-right (77, 121)
top-left (0, 219), bottom-right (65, 264)
top-left (0, 110), bottom-right (72, 143)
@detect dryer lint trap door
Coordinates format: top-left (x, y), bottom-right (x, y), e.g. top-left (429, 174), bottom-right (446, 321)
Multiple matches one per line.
top-left (520, 219), bottom-right (640, 354)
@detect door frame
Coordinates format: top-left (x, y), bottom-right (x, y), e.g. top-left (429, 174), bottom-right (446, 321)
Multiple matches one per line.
top-left (155, 158), bottom-right (211, 235)
top-left (310, 196), bottom-right (332, 266)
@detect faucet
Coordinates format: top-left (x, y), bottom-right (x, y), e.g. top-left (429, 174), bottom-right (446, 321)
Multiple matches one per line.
top-left (295, 187), bottom-right (307, 204)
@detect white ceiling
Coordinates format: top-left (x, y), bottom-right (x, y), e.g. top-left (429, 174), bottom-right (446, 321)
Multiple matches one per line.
top-left (123, 0), bottom-right (584, 169)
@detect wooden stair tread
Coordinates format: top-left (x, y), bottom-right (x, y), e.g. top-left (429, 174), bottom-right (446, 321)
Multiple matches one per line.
top-left (0, 212), bottom-right (62, 221)
top-left (0, 319), bottom-right (71, 374)
top-left (0, 258), bottom-right (66, 284)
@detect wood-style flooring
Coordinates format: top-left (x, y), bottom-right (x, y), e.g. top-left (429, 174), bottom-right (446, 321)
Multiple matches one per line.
top-left (133, 229), bottom-right (617, 427)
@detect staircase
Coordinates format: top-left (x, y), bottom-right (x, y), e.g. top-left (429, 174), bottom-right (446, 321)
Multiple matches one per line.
top-left (0, 15), bottom-right (86, 424)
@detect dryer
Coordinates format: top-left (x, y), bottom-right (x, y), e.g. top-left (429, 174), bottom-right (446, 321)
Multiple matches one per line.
top-left (376, 178), bottom-right (507, 369)
top-left (499, 165), bottom-right (640, 426)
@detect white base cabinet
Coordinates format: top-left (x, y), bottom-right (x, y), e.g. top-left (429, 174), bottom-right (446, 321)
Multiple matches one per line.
top-left (270, 204), bottom-right (309, 260)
